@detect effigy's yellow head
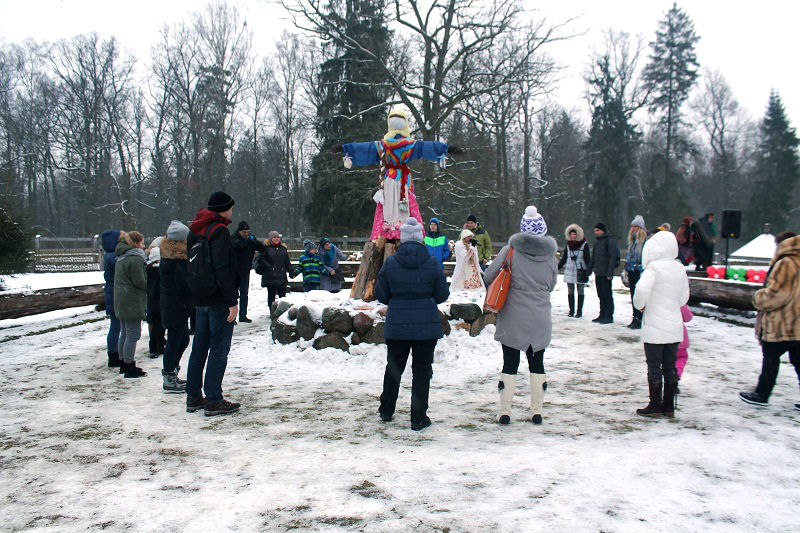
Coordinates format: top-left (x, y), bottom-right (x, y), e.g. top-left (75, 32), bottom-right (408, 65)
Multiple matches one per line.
top-left (385, 109), bottom-right (411, 140)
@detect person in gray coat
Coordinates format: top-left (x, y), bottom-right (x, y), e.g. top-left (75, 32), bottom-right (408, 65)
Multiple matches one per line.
top-left (484, 206), bottom-right (558, 425)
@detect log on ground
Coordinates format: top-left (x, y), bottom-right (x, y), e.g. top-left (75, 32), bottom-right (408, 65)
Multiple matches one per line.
top-left (0, 284), bottom-right (105, 320)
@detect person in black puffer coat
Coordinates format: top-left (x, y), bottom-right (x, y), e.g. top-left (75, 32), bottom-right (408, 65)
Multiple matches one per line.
top-left (375, 217), bottom-right (450, 431)
top-left (256, 231), bottom-right (293, 312)
top-left (588, 222), bottom-right (620, 324)
top-left (101, 229), bottom-right (122, 368)
top-left (146, 238), bottom-right (166, 357)
top-left (159, 221), bottom-right (193, 394)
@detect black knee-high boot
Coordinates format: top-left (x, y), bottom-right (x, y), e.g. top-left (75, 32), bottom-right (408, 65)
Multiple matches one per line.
top-left (576, 295), bottom-right (584, 318)
top-left (567, 294), bottom-right (575, 317)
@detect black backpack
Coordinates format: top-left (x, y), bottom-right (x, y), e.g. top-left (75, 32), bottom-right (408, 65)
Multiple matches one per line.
top-left (187, 223), bottom-right (224, 297)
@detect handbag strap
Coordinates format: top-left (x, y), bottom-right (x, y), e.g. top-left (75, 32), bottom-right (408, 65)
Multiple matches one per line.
top-left (504, 247), bottom-right (514, 269)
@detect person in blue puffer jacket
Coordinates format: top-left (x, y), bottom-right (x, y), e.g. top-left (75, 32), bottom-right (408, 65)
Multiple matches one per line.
top-left (100, 229), bottom-right (122, 368)
top-left (424, 217), bottom-right (451, 264)
top-left (375, 217), bottom-right (450, 431)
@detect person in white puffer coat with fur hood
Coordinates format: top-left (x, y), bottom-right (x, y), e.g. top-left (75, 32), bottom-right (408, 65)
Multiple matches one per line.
top-left (632, 230), bottom-right (690, 418)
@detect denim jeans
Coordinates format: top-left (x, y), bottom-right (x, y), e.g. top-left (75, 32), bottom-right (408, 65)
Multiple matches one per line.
top-left (303, 283), bottom-right (320, 292)
top-left (107, 311), bottom-right (120, 354)
top-left (186, 305), bottom-right (235, 402)
top-left (163, 322), bottom-right (190, 374)
top-left (238, 273), bottom-right (250, 320)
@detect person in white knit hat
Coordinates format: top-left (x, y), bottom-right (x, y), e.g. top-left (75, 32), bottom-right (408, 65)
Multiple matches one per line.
top-left (451, 228), bottom-right (485, 291)
top-left (484, 206), bottom-right (557, 425)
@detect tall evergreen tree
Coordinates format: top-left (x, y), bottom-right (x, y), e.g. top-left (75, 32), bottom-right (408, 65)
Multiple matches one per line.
top-left (306, 0), bottom-right (392, 235)
top-left (584, 55), bottom-right (640, 235)
top-left (642, 2), bottom-right (699, 164)
top-left (748, 91), bottom-right (800, 235)
top-left (641, 3), bottom-right (698, 222)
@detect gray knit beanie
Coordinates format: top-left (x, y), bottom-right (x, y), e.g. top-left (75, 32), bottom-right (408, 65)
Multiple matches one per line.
top-left (630, 215), bottom-right (646, 230)
top-left (166, 220), bottom-right (190, 241)
top-left (400, 217), bottom-right (424, 243)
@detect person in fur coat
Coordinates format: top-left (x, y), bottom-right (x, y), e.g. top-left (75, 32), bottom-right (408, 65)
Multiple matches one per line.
top-left (484, 206), bottom-right (557, 425)
top-left (740, 232), bottom-right (800, 409)
top-left (557, 224), bottom-right (591, 317)
top-left (450, 229), bottom-right (485, 291)
top-left (633, 230), bottom-right (690, 418)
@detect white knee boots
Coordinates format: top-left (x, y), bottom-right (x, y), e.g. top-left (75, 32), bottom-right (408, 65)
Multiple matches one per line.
top-left (498, 373), bottom-right (548, 424)
top-left (497, 373), bottom-right (516, 424)
top-left (530, 374), bottom-right (547, 425)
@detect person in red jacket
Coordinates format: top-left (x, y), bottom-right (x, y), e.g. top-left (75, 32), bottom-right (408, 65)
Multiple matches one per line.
top-left (185, 191), bottom-right (241, 417)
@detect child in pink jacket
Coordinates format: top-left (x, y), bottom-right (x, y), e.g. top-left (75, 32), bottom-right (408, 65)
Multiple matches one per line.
top-left (676, 304), bottom-right (693, 381)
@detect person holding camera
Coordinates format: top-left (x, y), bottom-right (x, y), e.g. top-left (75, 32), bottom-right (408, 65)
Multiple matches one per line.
top-left (557, 224), bottom-right (591, 318)
top-left (451, 228), bottom-right (485, 291)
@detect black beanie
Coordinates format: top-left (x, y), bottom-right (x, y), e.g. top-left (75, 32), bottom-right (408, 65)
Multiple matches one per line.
top-left (594, 222), bottom-right (607, 232)
top-left (208, 191), bottom-right (234, 212)
top-left (237, 221), bottom-right (250, 232)
top-left (467, 214), bottom-right (477, 223)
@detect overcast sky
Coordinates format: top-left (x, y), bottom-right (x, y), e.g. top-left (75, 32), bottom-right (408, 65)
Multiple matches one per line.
top-left (0, 0), bottom-right (797, 127)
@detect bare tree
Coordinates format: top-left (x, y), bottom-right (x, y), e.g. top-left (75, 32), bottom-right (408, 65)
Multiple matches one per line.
top-left (283, 0), bottom-right (565, 140)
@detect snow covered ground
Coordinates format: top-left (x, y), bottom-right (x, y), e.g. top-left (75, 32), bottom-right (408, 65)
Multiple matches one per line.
top-left (1, 277), bottom-right (799, 532)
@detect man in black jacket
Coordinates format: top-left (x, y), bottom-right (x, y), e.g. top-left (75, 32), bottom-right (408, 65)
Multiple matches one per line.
top-left (230, 221), bottom-right (266, 323)
top-left (589, 222), bottom-right (620, 324)
top-left (185, 191), bottom-right (241, 416)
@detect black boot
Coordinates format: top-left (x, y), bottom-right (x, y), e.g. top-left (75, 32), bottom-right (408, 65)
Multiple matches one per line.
top-left (107, 352), bottom-right (121, 368)
top-left (662, 380), bottom-right (677, 418)
top-left (119, 360), bottom-right (128, 375)
top-left (567, 294), bottom-right (575, 317)
top-left (124, 361), bottom-right (147, 378)
top-left (636, 380), bottom-right (662, 418)
top-left (576, 295), bottom-right (584, 318)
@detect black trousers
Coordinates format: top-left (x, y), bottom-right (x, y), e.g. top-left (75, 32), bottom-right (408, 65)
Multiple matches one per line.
top-left (379, 339), bottom-right (436, 422)
top-left (755, 341), bottom-right (800, 399)
top-left (596, 276), bottom-right (614, 319)
top-left (644, 342), bottom-right (679, 383)
top-left (238, 273), bottom-right (250, 320)
top-left (148, 322), bottom-right (166, 354)
top-left (628, 270), bottom-right (643, 322)
top-left (501, 345), bottom-right (545, 374)
top-left (267, 285), bottom-right (288, 311)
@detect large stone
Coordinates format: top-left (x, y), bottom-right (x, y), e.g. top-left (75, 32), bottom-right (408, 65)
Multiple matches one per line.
top-left (296, 306), bottom-right (318, 341)
top-left (312, 333), bottom-right (350, 352)
top-left (288, 307), bottom-right (299, 320)
top-left (271, 300), bottom-right (292, 321)
top-left (351, 332), bottom-right (362, 345)
top-left (469, 312), bottom-right (496, 337)
top-left (440, 311), bottom-right (451, 336)
top-left (352, 312), bottom-right (374, 336)
top-left (271, 321), bottom-right (299, 345)
top-left (361, 321), bottom-right (385, 344)
top-left (322, 307), bottom-right (354, 334)
top-left (449, 303), bottom-right (483, 322)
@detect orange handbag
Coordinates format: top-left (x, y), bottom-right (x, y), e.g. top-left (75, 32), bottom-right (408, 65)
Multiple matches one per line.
top-left (484, 248), bottom-right (514, 313)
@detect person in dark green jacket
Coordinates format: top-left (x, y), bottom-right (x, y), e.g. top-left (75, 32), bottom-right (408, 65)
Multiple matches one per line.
top-left (424, 218), bottom-right (451, 264)
top-left (465, 214), bottom-right (493, 269)
top-left (295, 240), bottom-right (325, 292)
top-left (114, 231), bottom-right (148, 378)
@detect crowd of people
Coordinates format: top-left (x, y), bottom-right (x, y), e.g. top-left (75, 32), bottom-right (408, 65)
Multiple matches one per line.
top-left (100, 191), bottom-right (800, 428)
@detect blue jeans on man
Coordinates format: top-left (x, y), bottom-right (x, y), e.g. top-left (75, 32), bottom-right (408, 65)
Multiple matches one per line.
top-left (186, 305), bottom-right (235, 402)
